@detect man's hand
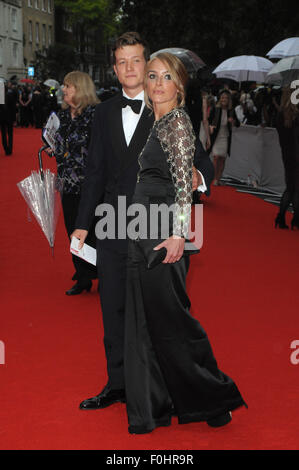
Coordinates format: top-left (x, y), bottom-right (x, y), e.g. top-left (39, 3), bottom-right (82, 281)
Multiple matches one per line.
top-left (71, 229), bottom-right (88, 250)
top-left (192, 166), bottom-right (203, 191)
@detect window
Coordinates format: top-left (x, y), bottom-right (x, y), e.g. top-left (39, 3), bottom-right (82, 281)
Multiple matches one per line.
top-left (63, 15), bottom-right (73, 32)
top-left (28, 0), bottom-right (33, 7)
top-left (11, 8), bottom-right (17, 31)
top-left (48, 25), bottom-right (52, 45)
top-left (0, 39), bottom-right (3, 66)
top-left (35, 0), bottom-right (39, 9)
top-left (48, 0), bottom-right (52, 13)
top-left (28, 21), bottom-right (33, 42)
top-left (13, 43), bottom-right (18, 66)
top-left (36, 23), bottom-right (39, 44)
top-left (42, 24), bottom-right (46, 47)
top-left (42, 0), bottom-right (46, 11)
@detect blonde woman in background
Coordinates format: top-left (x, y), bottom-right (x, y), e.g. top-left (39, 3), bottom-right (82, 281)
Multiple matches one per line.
top-left (54, 71), bottom-right (100, 295)
top-left (208, 89), bottom-right (239, 185)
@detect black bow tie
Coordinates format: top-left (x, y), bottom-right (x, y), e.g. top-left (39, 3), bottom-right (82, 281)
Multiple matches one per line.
top-left (121, 96), bottom-right (142, 114)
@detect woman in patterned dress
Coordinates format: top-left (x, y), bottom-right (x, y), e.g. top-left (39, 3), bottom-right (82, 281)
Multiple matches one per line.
top-left (124, 53), bottom-right (247, 435)
top-left (54, 71), bottom-right (99, 295)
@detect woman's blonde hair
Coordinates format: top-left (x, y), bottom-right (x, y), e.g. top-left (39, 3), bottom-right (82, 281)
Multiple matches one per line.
top-left (62, 71), bottom-right (100, 115)
top-left (144, 52), bottom-right (188, 110)
top-left (216, 90), bottom-right (232, 110)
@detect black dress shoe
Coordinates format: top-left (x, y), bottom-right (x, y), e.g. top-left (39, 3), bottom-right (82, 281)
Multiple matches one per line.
top-left (207, 411), bottom-right (232, 427)
top-left (79, 387), bottom-right (126, 410)
top-left (65, 280), bottom-right (92, 296)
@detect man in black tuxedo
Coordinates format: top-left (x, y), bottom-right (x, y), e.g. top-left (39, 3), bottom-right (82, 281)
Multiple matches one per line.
top-left (0, 82), bottom-right (17, 156)
top-left (72, 32), bottom-right (214, 410)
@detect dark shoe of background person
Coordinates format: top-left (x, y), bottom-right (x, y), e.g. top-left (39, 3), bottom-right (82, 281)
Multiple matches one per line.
top-left (274, 213), bottom-right (289, 229)
top-left (65, 280), bottom-right (92, 295)
top-left (79, 386), bottom-right (126, 410)
top-left (207, 411), bottom-right (232, 427)
top-left (291, 216), bottom-right (299, 230)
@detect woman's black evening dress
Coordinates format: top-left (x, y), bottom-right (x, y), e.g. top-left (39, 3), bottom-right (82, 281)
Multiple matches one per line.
top-left (124, 108), bottom-right (246, 434)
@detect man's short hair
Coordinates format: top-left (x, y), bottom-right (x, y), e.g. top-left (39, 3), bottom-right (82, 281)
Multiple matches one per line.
top-left (112, 31), bottom-right (150, 64)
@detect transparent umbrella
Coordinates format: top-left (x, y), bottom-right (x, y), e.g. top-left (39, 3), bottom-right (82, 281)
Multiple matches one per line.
top-left (44, 79), bottom-right (60, 89)
top-left (17, 146), bottom-right (63, 255)
top-left (151, 48), bottom-right (206, 73)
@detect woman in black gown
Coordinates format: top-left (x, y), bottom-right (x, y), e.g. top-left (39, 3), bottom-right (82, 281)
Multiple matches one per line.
top-left (124, 53), bottom-right (247, 435)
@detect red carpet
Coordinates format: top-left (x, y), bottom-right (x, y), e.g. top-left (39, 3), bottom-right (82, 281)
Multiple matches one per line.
top-left (1, 128), bottom-right (299, 450)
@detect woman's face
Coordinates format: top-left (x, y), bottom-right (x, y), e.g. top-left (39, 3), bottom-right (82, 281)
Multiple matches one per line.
top-left (63, 82), bottom-right (76, 107)
top-left (146, 58), bottom-right (179, 110)
top-left (219, 93), bottom-right (229, 108)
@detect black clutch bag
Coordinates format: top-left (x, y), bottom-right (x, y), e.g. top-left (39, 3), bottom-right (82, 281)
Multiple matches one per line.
top-left (135, 237), bottom-right (200, 269)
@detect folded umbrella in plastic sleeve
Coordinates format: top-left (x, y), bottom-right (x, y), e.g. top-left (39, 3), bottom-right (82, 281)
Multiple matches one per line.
top-left (17, 146), bottom-right (64, 256)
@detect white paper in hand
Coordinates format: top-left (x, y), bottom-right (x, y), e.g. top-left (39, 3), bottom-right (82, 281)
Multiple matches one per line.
top-left (42, 112), bottom-right (60, 150)
top-left (70, 237), bottom-right (97, 266)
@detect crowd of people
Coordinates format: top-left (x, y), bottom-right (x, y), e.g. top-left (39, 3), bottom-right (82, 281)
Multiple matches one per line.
top-left (1, 81), bottom-right (59, 130)
top-left (186, 79), bottom-right (298, 227)
top-left (187, 79), bottom-right (282, 135)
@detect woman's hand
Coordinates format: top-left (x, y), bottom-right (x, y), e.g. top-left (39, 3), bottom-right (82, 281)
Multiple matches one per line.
top-left (45, 146), bottom-right (54, 156)
top-left (154, 235), bottom-right (185, 264)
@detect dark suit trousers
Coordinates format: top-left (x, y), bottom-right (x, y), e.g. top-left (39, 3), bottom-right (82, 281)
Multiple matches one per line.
top-left (0, 121), bottom-right (13, 154)
top-left (61, 192), bottom-right (97, 282)
top-left (96, 241), bottom-right (128, 389)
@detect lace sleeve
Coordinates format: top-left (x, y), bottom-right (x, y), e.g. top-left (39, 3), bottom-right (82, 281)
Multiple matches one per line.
top-left (156, 108), bottom-right (195, 238)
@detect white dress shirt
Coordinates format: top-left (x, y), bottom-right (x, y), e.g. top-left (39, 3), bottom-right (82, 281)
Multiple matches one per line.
top-left (122, 90), bottom-right (145, 146)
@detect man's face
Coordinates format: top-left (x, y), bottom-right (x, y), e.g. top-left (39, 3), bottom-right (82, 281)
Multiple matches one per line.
top-left (113, 44), bottom-right (146, 97)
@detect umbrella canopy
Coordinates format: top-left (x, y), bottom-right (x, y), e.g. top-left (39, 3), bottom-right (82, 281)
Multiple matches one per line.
top-left (213, 55), bottom-right (273, 82)
top-left (265, 56), bottom-right (299, 86)
top-left (20, 78), bottom-right (35, 84)
top-left (151, 48), bottom-right (206, 73)
top-left (266, 37), bottom-right (299, 59)
top-left (44, 79), bottom-right (60, 89)
top-left (17, 147), bottom-right (63, 254)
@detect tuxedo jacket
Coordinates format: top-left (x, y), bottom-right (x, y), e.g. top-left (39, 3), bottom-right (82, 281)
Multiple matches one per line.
top-left (76, 92), bottom-right (214, 250)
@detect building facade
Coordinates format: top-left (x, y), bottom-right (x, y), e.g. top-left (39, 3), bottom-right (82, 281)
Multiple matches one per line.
top-left (0, 0), bottom-right (24, 80)
top-left (22, 0), bottom-right (54, 74)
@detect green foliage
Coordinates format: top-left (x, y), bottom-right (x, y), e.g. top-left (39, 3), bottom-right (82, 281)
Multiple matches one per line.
top-left (55, 0), bottom-right (121, 38)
